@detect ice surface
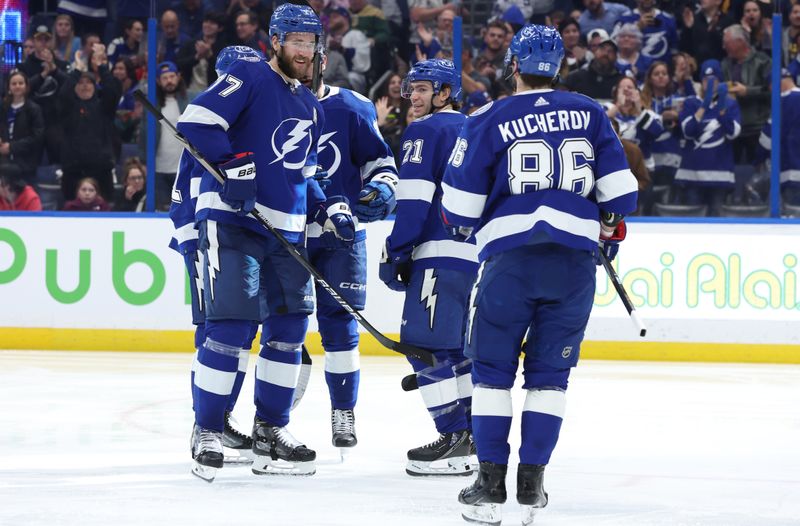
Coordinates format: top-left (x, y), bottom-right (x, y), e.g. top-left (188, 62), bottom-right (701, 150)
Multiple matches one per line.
top-left (1, 351), bottom-right (799, 525)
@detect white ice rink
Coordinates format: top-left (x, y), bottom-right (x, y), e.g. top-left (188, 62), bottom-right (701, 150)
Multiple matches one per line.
top-left (1, 351), bottom-right (799, 526)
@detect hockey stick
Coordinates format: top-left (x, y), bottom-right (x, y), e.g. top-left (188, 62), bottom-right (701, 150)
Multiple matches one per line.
top-left (598, 250), bottom-right (647, 337)
top-left (134, 91), bottom-right (434, 366)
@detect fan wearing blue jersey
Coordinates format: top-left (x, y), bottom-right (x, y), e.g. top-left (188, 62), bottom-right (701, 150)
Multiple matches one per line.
top-left (379, 59), bottom-right (479, 477)
top-left (176, 4), bottom-right (353, 482)
top-left (442, 25), bottom-right (638, 525)
top-left (613, 0), bottom-right (677, 63)
top-left (674, 59), bottom-right (741, 216)
top-left (299, 50), bottom-right (398, 453)
top-left (756, 72), bottom-right (800, 204)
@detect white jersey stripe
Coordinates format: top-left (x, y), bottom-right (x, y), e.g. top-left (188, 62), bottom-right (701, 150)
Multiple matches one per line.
top-left (194, 361), bottom-right (236, 395)
top-left (360, 156), bottom-right (398, 181)
top-left (196, 192), bottom-right (307, 233)
top-left (172, 223), bottom-right (198, 245)
top-left (396, 179), bottom-right (436, 202)
top-left (179, 104), bottom-right (230, 131)
top-left (324, 348), bottom-right (360, 374)
top-left (255, 356), bottom-right (300, 389)
top-left (411, 239), bottom-right (479, 262)
top-left (475, 206), bottom-right (599, 253)
top-left (595, 169), bottom-right (638, 204)
top-left (419, 377), bottom-right (459, 409)
top-left (441, 182), bottom-right (487, 219)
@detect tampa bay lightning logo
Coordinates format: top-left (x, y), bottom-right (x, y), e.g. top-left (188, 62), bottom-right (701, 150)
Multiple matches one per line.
top-left (641, 30), bottom-right (669, 59)
top-left (318, 131), bottom-right (342, 177)
top-left (270, 118), bottom-right (314, 170)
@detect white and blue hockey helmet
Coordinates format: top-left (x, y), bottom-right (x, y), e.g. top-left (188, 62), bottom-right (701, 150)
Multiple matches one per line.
top-left (401, 59), bottom-right (462, 101)
top-left (215, 45), bottom-right (265, 76)
top-left (269, 3), bottom-right (323, 45)
top-left (505, 24), bottom-right (564, 78)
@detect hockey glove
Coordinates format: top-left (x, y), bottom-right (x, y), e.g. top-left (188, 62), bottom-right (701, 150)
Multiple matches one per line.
top-left (716, 81), bottom-right (728, 103)
top-left (701, 78), bottom-right (716, 110)
top-left (314, 166), bottom-right (332, 191)
top-left (596, 217), bottom-right (627, 265)
top-left (354, 178), bottom-right (397, 222)
top-left (379, 242), bottom-right (411, 292)
top-left (313, 195), bottom-right (356, 248)
top-left (219, 153), bottom-right (257, 216)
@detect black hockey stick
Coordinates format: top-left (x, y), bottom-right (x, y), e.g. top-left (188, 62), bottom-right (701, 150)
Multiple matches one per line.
top-left (598, 250), bottom-right (647, 337)
top-left (401, 373), bottom-right (418, 392)
top-left (134, 90), bottom-right (434, 366)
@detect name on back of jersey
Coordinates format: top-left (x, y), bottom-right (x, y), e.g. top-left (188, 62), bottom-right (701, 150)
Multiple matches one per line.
top-left (497, 109), bottom-right (592, 143)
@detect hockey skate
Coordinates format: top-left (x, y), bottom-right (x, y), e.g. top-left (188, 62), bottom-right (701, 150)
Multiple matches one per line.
top-left (251, 418), bottom-right (316, 476)
top-left (406, 430), bottom-right (472, 476)
top-left (222, 412), bottom-right (255, 465)
top-left (458, 461), bottom-right (507, 526)
top-left (190, 424), bottom-right (224, 483)
top-left (517, 464), bottom-right (548, 526)
top-left (331, 408), bottom-right (357, 460)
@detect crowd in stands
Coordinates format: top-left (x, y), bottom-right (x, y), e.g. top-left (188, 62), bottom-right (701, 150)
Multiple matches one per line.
top-left (0, 0), bottom-right (797, 216)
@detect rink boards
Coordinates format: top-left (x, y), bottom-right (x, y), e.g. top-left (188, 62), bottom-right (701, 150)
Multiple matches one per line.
top-left (1, 214), bottom-right (799, 363)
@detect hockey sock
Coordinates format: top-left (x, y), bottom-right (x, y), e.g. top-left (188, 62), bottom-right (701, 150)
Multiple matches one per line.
top-left (447, 348), bottom-right (473, 431)
top-left (226, 322), bottom-right (258, 412)
top-left (190, 323), bottom-right (205, 413)
top-left (519, 389), bottom-right (565, 465)
top-left (409, 349), bottom-right (468, 433)
top-left (254, 313), bottom-right (308, 427)
top-left (194, 320), bottom-right (251, 431)
top-left (319, 309), bottom-right (360, 409)
top-left (471, 386), bottom-right (513, 465)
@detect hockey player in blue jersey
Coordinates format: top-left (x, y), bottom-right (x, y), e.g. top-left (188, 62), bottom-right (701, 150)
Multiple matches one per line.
top-left (176, 4), bottom-right (354, 481)
top-left (379, 59), bottom-right (479, 476)
top-left (298, 49), bottom-right (398, 452)
top-left (674, 59), bottom-right (741, 216)
top-left (441, 25), bottom-right (638, 525)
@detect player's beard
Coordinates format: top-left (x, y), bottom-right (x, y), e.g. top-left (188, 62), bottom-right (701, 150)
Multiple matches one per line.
top-left (276, 47), bottom-right (306, 81)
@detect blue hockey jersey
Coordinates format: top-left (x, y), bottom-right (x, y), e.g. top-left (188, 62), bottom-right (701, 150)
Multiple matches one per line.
top-left (614, 10), bottom-right (678, 62)
top-left (650, 95), bottom-right (684, 170)
top-left (385, 110), bottom-right (478, 273)
top-left (441, 89), bottom-right (638, 262)
top-left (613, 108), bottom-right (664, 172)
top-left (758, 88), bottom-right (800, 187)
top-left (308, 85), bottom-right (398, 245)
top-left (168, 151), bottom-right (204, 255)
top-left (176, 59), bottom-right (324, 243)
top-left (675, 94), bottom-right (741, 186)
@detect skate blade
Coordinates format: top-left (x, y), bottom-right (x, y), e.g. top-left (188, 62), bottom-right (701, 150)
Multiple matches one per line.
top-left (461, 502), bottom-right (502, 526)
top-left (338, 447), bottom-right (353, 463)
top-left (191, 461), bottom-right (218, 483)
top-left (406, 456), bottom-right (473, 477)
top-left (251, 456), bottom-right (316, 476)
top-left (521, 504), bottom-right (543, 526)
top-left (223, 445), bottom-right (256, 465)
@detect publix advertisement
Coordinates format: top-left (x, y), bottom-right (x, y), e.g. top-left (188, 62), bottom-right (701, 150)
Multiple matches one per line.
top-left (1, 215), bottom-right (799, 362)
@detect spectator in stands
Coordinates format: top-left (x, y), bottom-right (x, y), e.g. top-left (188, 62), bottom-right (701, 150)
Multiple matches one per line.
top-left (461, 90), bottom-right (492, 115)
top-left (671, 52), bottom-right (699, 98)
top-left (52, 14), bottom-right (81, 63)
top-left (614, 0), bottom-right (678, 63)
top-left (71, 33), bottom-right (101, 72)
top-left (56, 0), bottom-right (108, 36)
top-left (756, 71), bottom-right (800, 205)
top-left (233, 11), bottom-right (269, 57)
top-left (112, 58), bottom-right (142, 149)
top-left (19, 26), bottom-right (68, 81)
top-left (674, 59), bottom-right (741, 216)
top-left (63, 177), bottom-right (110, 211)
top-left (610, 118), bottom-right (651, 213)
top-left (721, 24), bottom-right (771, 165)
top-left (491, 0), bottom-right (535, 23)
top-left (173, 0), bottom-right (205, 40)
top-left (408, 0), bottom-right (461, 58)
top-left (350, 0), bottom-right (393, 78)
top-left (158, 10), bottom-right (191, 64)
top-left (114, 157), bottom-right (147, 212)
top-left (564, 29), bottom-right (621, 101)
top-left (0, 71), bottom-right (44, 185)
top-left (0, 173), bottom-right (42, 211)
top-left (433, 8), bottom-right (455, 52)
top-left (579, 0), bottom-right (631, 37)
top-left (782, 3), bottom-right (800, 67)
top-left (559, 18), bottom-right (588, 74)
top-left (475, 20), bottom-right (508, 70)
top-left (415, 22), bottom-right (443, 61)
top-left (322, 48), bottom-right (354, 90)
top-left (58, 57), bottom-right (121, 202)
top-left (461, 39), bottom-right (492, 94)
top-left (107, 19), bottom-right (146, 67)
top-left (374, 72), bottom-right (409, 162)
top-left (680, 0), bottom-right (733, 68)
top-left (177, 11), bottom-right (227, 98)
top-left (614, 23), bottom-right (651, 82)
top-left (740, 0), bottom-right (772, 54)
top-left (22, 38), bottom-right (35, 61)
top-left (606, 75), bottom-right (664, 173)
top-left (152, 61), bottom-right (188, 210)
top-left (328, 7), bottom-right (371, 93)
top-left (226, 0), bottom-right (271, 39)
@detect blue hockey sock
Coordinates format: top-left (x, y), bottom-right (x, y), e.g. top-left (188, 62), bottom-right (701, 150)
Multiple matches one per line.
top-left (320, 310), bottom-right (360, 409)
top-left (409, 349), bottom-right (468, 433)
top-left (519, 388), bottom-right (565, 465)
top-left (472, 386), bottom-right (513, 465)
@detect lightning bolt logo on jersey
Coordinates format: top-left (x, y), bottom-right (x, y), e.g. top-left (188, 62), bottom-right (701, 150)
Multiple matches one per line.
top-left (614, 10), bottom-right (678, 62)
top-left (176, 58), bottom-right (324, 243)
top-left (675, 94), bottom-right (742, 185)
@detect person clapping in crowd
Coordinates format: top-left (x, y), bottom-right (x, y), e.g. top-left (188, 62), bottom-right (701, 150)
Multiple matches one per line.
top-left (0, 71), bottom-right (44, 185)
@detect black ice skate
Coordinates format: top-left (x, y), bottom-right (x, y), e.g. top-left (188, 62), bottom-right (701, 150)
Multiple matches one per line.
top-left (222, 412), bottom-right (255, 465)
top-left (458, 461), bottom-right (508, 526)
top-left (331, 408), bottom-right (357, 458)
top-left (251, 418), bottom-right (316, 476)
top-left (406, 430), bottom-right (472, 476)
top-left (190, 424), bottom-right (224, 483)
top-left (517, 464), bottom-right (548, 526)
